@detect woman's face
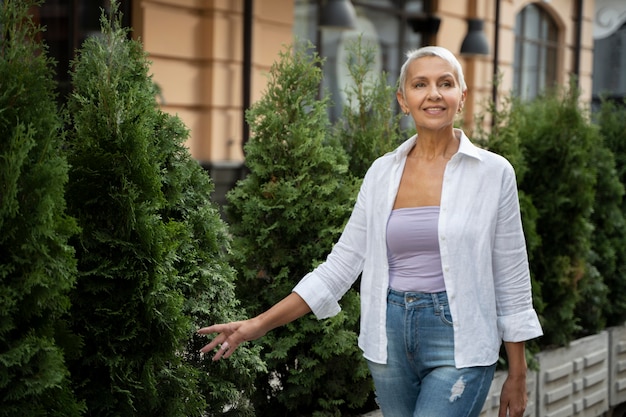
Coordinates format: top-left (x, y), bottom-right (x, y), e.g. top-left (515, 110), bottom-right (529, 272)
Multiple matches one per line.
top-left (397, 56), bottom-right (466, 134)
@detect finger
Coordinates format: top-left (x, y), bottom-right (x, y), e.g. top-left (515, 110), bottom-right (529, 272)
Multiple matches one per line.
top-left (197, 324), bottom-right (225, 335)
top-left (213, 340), bottom-right (234, 361)
top-left (199, 334), bottom-right (226, 354)
top-left (497, 401), bottom-right (508, 417)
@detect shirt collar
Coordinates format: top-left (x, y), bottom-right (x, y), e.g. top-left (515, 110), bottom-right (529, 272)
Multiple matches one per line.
top-left (393, 128), bottom-right (482, 162)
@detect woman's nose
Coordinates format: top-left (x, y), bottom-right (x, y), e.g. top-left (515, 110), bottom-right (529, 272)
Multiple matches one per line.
top-left (428, 87), bottom-right (442, 100)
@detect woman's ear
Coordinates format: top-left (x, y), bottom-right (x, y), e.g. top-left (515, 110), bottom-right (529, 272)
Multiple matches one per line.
top-left (396, 90), bottom-right (407, 114)
top-left (458, 89), bottom-right (468, 113)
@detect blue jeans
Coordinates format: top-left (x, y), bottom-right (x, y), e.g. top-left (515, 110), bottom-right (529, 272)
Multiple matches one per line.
top-left (367, 289), bottom-right (496, 417)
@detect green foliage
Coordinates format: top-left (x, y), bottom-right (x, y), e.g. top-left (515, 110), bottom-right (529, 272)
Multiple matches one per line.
top-left (517, 85), bottom-right (602, 346)
top-left (593, 98), bottom-right (626, 326)
top-left (334, 35), bottom-right (403, 177)
top-left (579, 139), bottom-right (615, 335)
top-left (0, 1), bottom-right (83, 415)
top-left (152, 110), bottom-right (264, 417)
top-left (63, 4), bottom-right (210, 416)
top-left (226, 42), bottom-right (372, 416)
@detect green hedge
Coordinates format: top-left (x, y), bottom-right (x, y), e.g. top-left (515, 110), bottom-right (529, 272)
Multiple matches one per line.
top-left (593, 98), bottom-right (626, 326)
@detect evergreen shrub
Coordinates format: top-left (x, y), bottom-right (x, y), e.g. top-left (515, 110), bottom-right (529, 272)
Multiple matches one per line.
top-left (63, 5), bottom-right (208, 416)
top-left (0, 1), bottom-right (83, 416)
top-left (514, 85), bottom-right (607, 346)
top-left (226, 42), bottom-right (371, 416)
top-left (153, 110), bottom-right (264, 417)
top-left (594, 98), bottom-right (626, 326)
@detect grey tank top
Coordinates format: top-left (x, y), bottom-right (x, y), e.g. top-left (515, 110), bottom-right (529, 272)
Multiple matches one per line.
top-left (386, 206), bottom-right (446, 293)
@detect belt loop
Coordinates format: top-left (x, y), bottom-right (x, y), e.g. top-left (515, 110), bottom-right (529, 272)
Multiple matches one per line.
top-left (431, 292), bottom-right (440, 312)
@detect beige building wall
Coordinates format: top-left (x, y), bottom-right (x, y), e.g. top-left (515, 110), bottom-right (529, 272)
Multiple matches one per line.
top-left (132, 0), bottom-right (293, 164)
top-left (131, 0), bottom-right (596, 164)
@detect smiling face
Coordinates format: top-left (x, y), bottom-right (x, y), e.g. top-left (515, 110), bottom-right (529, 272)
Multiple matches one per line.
top-left (397, 55), bottom-right (467, 134)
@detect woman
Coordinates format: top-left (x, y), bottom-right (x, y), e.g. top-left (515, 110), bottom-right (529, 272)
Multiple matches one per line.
top-left (199, 46), bottom-right (543, 417)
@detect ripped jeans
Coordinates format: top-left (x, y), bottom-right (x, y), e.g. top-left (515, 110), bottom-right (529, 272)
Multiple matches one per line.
top-left (367, 289), bottom-right (496, 417)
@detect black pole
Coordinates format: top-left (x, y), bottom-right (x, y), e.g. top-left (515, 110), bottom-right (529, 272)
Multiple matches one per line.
top-left (492, 0), bottom-right (500, 108)
top-left (573, 0), bottom-right (583, 86)
top-left (242, 0), bottom-right (253, 152)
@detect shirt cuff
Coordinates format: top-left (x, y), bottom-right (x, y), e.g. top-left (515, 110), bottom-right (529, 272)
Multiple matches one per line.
top-left (498, 309), bottom-right (544, 342)
top-left (293, 272), bottom-right (341, 319)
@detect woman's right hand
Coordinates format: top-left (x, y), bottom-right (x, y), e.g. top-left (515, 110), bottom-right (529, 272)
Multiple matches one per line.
top-left (198, 318), bottom-right (266, 361)
top-left (198, 292), bottom-right (312, 361)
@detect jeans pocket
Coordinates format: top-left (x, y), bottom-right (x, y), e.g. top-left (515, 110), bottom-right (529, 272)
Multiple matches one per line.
top-left (438, 304), bottom-right (454, 326)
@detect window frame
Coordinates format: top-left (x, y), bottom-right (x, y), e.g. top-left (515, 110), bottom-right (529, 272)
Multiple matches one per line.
top-left (513, 3), bottom-right (559, 101)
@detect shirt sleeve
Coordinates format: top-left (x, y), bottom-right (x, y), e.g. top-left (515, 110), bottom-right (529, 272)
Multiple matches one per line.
top-left (292, 174), bottom-right (370, 319)
top-left (493, 163), bottom-right (543, 342)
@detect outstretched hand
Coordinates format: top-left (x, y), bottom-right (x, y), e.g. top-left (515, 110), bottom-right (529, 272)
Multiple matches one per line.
top-left (198, 293), bottom-right (312, 361)
top-left (198, 318), bottom-right (266, 361)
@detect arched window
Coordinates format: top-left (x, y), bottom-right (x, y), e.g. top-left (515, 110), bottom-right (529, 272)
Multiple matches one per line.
top-left (513, 4), bottom-right (558, 100)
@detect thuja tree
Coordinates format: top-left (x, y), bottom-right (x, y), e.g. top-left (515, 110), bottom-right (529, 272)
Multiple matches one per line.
top-left (63, 6), bottom-right (206, 416)
top-left (0, 1), bottom-right (83, 416)
top-left (226, 43), bottom-right (372, 416)
top-left (334, 36), bottom-right (403, 178)
top-left (579, 133), bottom-right (621, 335)
top-left (517, 85), bottom-right (611, 346)
top-left (594, 98), bottom-right (626, 326)
top-left (152, 111), bottom-right (264, 416)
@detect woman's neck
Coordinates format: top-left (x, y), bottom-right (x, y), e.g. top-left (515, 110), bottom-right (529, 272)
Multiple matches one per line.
top-left (410, 129), bottom-right (459, 160)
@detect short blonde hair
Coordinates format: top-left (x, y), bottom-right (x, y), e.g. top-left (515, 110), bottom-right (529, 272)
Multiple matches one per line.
top-left (397, 46), bottom-right (467, 97)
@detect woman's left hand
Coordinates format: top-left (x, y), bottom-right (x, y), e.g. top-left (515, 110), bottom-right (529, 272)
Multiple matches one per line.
top-left (498, 373), bottom-right (527, 417)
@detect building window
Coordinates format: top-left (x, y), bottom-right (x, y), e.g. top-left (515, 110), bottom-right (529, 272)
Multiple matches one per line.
top-left (31, 0), bottom-right (131, 102)
top-left (293, 0), bottom-right (428, 125)
top-left (592, 22), bottom-right (626, 109)
top-left (513, 3), bottom-right (558, 100)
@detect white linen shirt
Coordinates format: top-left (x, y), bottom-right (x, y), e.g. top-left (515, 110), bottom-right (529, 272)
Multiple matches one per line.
top-left (293, 129), bottom-right (543, 367)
